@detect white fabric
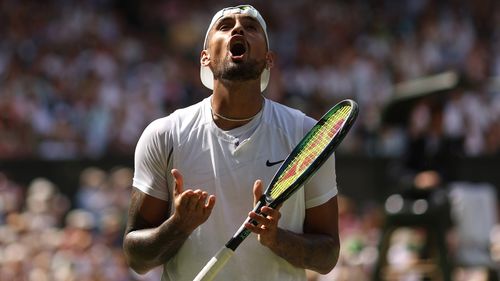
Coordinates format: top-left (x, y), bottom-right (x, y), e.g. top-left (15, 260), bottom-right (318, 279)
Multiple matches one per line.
top-left (133, 97), bottom-right (338, 281)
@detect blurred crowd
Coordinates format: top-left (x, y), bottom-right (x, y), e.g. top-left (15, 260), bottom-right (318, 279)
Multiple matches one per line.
top-left (0, 165), bottom-right (385, 281)
top-left (3, 1), bottom-right (500, 280)
top-left (0, 167), bottom-right (163, 281)
top-left (1, 0), bottom-right (500, 159)
top-left (3, 168), bottom-right (500, 281)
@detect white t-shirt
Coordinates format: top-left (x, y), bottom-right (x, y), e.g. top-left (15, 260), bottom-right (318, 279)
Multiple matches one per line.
top-left (133, 97), bottom-right (338, 281)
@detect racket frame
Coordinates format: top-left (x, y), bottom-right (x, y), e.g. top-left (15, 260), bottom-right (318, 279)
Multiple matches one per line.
top-left (193, 99), bottom-right (358, 281)
top-left (265, 99), bottom-right (358, 209)
top-left (226, 99), bottom-right (358, 250)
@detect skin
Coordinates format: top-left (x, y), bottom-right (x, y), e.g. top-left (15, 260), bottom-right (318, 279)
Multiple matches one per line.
top-left (123, 13), bottom-right (340, 275)
top-left (123, 169), bottom-right (216, 274)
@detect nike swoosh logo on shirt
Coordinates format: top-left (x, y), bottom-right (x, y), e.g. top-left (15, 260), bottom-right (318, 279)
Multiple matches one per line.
top-left (266, 159), bottom-right (285, 167)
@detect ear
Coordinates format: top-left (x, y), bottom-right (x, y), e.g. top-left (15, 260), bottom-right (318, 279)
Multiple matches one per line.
top-left (265, 51), bottom-right (275, 69)
top-left (200, 50), bottom-right (210, 67)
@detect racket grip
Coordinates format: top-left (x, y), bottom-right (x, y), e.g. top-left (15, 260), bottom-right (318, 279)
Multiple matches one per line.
top-left (193, 246), bottom-right (234, 281)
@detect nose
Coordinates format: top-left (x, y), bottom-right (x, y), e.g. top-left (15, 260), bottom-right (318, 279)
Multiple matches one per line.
top-left (231, 20), bottom-right (244, 36)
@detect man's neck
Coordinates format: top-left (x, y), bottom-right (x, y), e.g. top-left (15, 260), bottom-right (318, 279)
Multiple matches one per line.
top-left (211, 81), bottom-right (264, 130)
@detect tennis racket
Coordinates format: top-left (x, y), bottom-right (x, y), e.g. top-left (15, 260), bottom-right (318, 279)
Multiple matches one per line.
top-left (193, 99), bottom-right (359, 281)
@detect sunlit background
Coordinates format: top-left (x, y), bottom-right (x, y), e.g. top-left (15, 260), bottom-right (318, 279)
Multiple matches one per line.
top-left (1, 0), bottom-right (500, 280)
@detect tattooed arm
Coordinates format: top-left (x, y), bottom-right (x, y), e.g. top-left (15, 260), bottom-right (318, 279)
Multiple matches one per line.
top-left (123, 169), bottom-right (216, 274)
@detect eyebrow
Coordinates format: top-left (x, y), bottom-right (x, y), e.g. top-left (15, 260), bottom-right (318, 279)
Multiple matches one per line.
top-left (215, 15), bottom-right (260, 28)
top-left (206, 15), bottom-right (263, 48)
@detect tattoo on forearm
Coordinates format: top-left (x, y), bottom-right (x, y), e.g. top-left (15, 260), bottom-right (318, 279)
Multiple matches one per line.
top-left (271, 229), bottom-right (339, 273)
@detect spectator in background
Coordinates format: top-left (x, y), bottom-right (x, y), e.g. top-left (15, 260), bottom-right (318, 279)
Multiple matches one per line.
top-left (0, 168), bottom-right (163, 281)
top-left (2, 2), bottom-right (500, 281)
top-left (0, 0), bottom-right (500, 159)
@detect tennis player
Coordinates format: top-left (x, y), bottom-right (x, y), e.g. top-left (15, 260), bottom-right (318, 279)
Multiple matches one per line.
top-left (123, 5), bottom-right (340, 281)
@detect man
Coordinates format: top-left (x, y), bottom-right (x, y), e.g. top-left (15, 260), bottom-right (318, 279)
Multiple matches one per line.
top-left (123, 5), bottom-right (340, 281)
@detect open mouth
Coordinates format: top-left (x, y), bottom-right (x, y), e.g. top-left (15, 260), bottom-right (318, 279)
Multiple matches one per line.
top-left (230, 41), bottom-right (247, 58)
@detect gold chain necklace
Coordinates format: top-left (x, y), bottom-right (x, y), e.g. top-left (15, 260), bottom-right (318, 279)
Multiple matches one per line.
top-left (210, 99), bottom-right (263, 122)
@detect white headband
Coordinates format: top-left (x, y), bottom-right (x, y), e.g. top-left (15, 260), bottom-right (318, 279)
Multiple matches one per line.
top-left (200, 5), bottom-right (270, 92)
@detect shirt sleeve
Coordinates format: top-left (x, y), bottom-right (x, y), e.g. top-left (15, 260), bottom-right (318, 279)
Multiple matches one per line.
top-left (302, 116), bottom-right (338, 209)
top-left (132, 118), bottom-right (172, 201)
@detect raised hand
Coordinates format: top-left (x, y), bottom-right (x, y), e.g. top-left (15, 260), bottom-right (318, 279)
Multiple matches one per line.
top-left (244, 179), bottom-right (282, 248)
top-left (171, 169), bottom-right (216, 234)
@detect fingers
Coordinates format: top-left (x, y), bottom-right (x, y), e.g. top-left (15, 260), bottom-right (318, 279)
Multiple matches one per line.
top-left (245, 205), bottom-right (281, 247)
top-left (205, 194), bottom-right (216, 210)
top-left (245, 206), bottom-right (281, 232)
top-left (252, 179), bottom-right (263, 206)
top-left (184, 189), bottom-right (202, 210)
top-left (249, 179), bottom-right (280, 234)
top-left (260, 206), bottom-right (281, 217)
top-left (169, 169), bottom-right (217, 233)
top-left (191, 191), bottom-right (216, 214)
top-left (171, 169), bottom-right (184, 196)
top-left (177, 189), bottom-right (210, 212)
top-left (172, 168), bottom-right (215, 211)
top-left (252, 206), bottom-right (281, 223)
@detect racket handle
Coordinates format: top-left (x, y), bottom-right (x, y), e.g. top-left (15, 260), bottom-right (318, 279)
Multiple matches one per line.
top-left (193, 246), bottom-right (234, 281)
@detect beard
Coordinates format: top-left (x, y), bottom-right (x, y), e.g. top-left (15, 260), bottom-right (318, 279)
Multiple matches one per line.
top-left (211, 55), bottom-right (266, 82)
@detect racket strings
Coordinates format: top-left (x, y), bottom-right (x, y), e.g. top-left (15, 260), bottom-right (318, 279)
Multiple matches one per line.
top-left (269, 105), bottom-right (352, 199)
